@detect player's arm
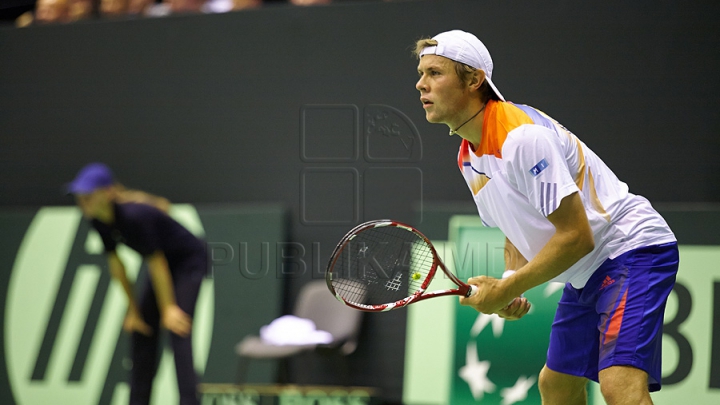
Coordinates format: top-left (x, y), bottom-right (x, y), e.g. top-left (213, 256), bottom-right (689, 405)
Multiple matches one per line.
top-left (462, 191), bottom-right (594, 313)
top-left (495, 238), bottom-right (532, 320)
top-left (504, 238), bottom-right (528, 271)
top-left (107, 251), bottom-right (152, 335)
top-left (506, 191), bottom-right (594, 296)
top-left (108, 251), bottom-right (138, 312)
top-left (146, 251), bottom-right (192, 337)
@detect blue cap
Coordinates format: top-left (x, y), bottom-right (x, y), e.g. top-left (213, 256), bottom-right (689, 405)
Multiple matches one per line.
top-left (67, 163), bottom-right (115, 195)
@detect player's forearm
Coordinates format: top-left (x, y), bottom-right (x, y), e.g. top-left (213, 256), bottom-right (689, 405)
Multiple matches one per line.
top-left (146, 252), bottom-right (177, 313)
top-left (504, 191), bottom-right (594, 298)
top-left (506, 230), bottom-right (592, 297)
top-left (107, 253), bottom-right (139, 313)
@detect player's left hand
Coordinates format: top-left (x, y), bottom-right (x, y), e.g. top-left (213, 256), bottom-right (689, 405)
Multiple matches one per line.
top-left (162, 304), bottom-right (193, 337)
top-left (496, 297), bottom-right (531, 320)
top-left (459, 275), bottom-right (515, 314)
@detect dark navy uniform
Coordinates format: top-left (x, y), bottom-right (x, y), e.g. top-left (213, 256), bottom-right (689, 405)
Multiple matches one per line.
top-left (93, 202), bottom-right (206, 405)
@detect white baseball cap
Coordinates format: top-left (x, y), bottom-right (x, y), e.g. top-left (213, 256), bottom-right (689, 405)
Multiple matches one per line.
top-left (419, 30), bottom-right (505, 101)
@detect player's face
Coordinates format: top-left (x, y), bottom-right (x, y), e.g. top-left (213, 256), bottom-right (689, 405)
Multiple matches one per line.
top-left (75, 188), bottom-right (112, 219)
top-left (416, 55), bottom-right (472, 127)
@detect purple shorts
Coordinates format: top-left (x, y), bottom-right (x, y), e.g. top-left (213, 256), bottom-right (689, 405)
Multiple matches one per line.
top-left (546, 242), bottom-right (679, 391)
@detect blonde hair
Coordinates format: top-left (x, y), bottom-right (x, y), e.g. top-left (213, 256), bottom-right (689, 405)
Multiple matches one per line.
top-left (413, 37), bottom-right (499, 104)
top-left (115, 183), bottom-right (171, 213)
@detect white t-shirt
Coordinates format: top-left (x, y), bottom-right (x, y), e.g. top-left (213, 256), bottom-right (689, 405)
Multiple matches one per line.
top-left (459, 100), bottom-right (675, 288)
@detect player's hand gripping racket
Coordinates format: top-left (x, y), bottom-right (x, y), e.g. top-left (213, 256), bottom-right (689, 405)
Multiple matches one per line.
top-left (326, 219), bottom-right (478, 312)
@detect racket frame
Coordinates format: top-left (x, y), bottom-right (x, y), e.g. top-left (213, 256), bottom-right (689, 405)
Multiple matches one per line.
top-left (326, 219), bottom-right (474, 312)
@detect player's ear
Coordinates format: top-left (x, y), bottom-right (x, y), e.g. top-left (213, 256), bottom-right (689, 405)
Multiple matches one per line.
top-left (469, 69), bottom-right (485, 91)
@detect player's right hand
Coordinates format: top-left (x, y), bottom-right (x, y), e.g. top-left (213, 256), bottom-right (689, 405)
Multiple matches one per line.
top-left (123, 311), bottom-right (153, 336)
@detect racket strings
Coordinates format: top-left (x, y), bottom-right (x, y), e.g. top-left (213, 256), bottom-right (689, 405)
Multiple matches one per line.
top-left (330, 225), bottom-right (435, 306)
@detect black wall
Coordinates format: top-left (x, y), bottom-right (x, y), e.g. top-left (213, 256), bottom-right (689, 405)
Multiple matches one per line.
top-left (3, 0), bottom-right (720, 208)
top-left (2, 0), bottom-right (719, 402)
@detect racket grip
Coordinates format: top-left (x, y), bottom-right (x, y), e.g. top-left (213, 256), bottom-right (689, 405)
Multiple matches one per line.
top-left (467, 284), bottom-right (478, 297)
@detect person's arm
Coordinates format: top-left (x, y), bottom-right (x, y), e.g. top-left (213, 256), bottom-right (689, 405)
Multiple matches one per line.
top-left (107, 251), bottom-right (152, 335)
top-left (494, 238), bottom-right (532, 320)
top-left (146, 251), bottom-right (192, 337)
top-left (504, 237), bottom-right (528, 271)
top-left (460, 191), bottom-right (594, 314)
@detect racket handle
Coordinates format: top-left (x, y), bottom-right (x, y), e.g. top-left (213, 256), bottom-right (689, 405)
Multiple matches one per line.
top-left (466, 284), bottom-right (478, 297)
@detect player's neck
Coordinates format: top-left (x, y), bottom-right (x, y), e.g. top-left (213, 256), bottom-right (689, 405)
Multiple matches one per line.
top-left (452, 102), bottom-right (485, 150)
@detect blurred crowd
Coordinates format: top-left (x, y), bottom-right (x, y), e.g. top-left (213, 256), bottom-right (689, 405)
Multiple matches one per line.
top-left (16, 0), bottom-right (377, 27)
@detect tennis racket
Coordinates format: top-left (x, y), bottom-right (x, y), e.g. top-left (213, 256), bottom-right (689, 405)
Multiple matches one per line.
top-left (325, 219), bottom-right (478, 312)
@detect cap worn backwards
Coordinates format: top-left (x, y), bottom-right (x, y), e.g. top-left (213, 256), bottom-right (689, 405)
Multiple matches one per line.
top-left (67, 162), bottom-right (115, 195)
top-left (419, 30), bottom-right (505, 101)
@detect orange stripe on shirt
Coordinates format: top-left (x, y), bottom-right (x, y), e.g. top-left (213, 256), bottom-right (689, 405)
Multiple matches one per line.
top-left (457, 101), bottom-right (535, 194)
top-left (476, 100), bottom-right (534, 158)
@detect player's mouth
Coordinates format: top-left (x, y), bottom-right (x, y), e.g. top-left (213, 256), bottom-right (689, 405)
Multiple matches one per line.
top-left (421, 98), bottom-right (433, 109)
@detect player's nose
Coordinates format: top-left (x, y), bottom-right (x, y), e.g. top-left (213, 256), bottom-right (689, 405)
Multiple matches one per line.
top-left (416, 76), bottom-right (427, 92)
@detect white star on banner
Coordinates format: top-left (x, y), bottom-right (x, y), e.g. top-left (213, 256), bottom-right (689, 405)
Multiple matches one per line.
top-left (458, 342), bottom-right (496, 400)
top-left (470, 312), bottom-right (505, 338)
top-left (500, 375), bottom-right (537, 405)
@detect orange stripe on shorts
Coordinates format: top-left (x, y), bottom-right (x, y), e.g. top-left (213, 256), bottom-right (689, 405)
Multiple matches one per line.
top-left (604, 288), bottom-right (628, 345)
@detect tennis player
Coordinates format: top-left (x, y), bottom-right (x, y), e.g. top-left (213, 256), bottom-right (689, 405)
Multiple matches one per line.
top-left (413, 30), bottom-right (678, 405)
top-left (67, 162), bottom-right (207, 405)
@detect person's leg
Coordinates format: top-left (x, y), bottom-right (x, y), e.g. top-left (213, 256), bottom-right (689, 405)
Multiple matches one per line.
top-left (170, 270), bottom-right (204, 405)
top-left (539, 365), bottom-right (588, 405)
top-left (130, 279), bottom-right (160, 405)
top-left (599, 365), bottom-right (652, 405)
top-left (542, 282), bottom-right (599, 404)
top-left (170, 333), bottom-right (199, 405)
top-left (595, 243), bottom-right (679, 402)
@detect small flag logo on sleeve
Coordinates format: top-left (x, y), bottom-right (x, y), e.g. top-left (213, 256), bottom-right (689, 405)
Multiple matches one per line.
top-left (529, 158), bottom-right (549, 177)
